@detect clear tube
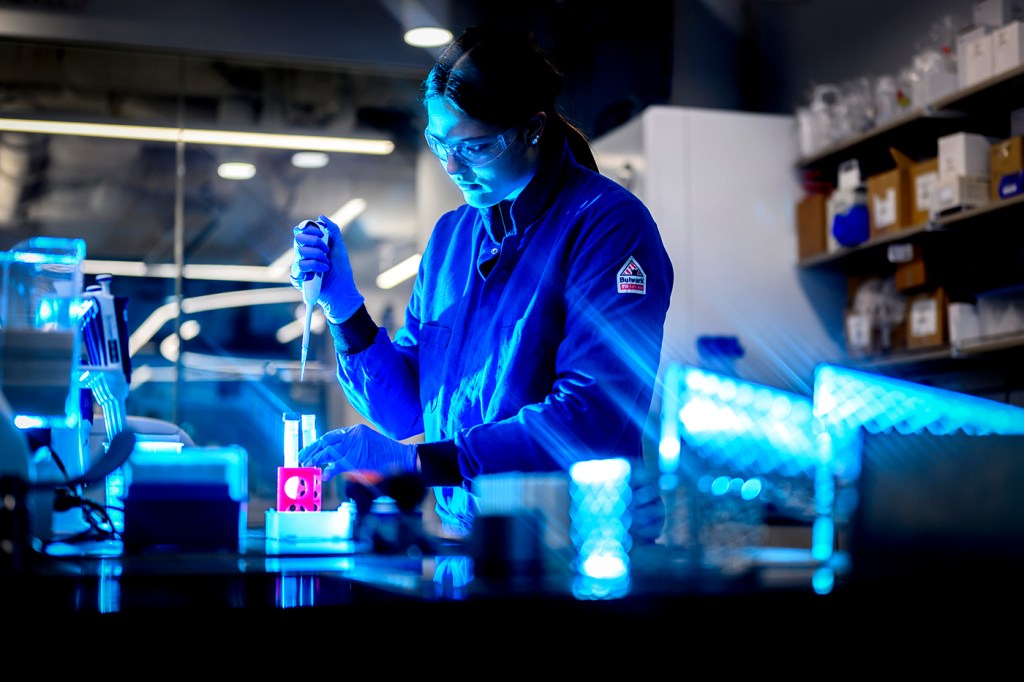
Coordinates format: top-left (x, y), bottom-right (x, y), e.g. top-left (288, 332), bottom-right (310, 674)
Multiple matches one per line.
top-left (300, 413), bottom-right (317, 452)
top-left (282, 412), bottom-right (301, 467)
top-left (283, 412), bottom-right (317, 467)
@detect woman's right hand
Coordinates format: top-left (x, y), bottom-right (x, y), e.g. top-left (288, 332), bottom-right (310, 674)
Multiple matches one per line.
top-left (290, 214), bottom-right (364, 323)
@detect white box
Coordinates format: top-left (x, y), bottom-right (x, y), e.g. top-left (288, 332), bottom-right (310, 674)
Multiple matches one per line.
top-left (958, 31), bottom-right (995, 88)
top-left (931, 175), bottom-right (991, 215)
top-left (994, 20), bottom-right (1024, 73)
top-left (977, 291), bottom-right (1024, 337)
top-left (912, 67), bottom-right (958, 105)
top-left (938, 132), bottom-right (991, 179)
top-left (974, 0), bottom-right (1021, 28)
top-left (948, 302), bottom-right (983, 347)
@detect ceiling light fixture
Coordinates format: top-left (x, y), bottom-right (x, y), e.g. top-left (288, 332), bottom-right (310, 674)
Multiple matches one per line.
top-left (217, 161), bottom-right (256, 180)
top-left (0, 117), bottom-right (395, 155)
top-left (404, 26), bottom-right (452, 48)
top-left (291, 151), bottom-right (330, 168)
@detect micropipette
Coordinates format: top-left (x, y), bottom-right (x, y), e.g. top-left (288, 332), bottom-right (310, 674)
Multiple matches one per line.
top-left (300, 221), bottom-right (329, 381)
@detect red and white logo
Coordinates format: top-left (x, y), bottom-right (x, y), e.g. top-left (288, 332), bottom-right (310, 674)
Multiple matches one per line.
top-left (617, 256), bottom-right (646, 295)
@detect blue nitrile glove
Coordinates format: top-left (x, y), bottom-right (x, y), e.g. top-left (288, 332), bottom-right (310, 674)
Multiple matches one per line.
top-left (290, 214), bottom-right (364, 323)
top-left (298, 424), bottom-right (417, 482)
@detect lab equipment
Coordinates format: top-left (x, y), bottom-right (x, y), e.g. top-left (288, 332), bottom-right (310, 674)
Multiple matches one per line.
top-left (122, 444), bottom-right (248, 552)
top-left (0, 236), bottom-right (85, 430)
top-left (278, 412), bottom-right (321, 511)
top-left (0, 236), bottom-right (88, 544)
top-left (266, 410), bottom-right (357, 550)
top-left (81, 273), bottom-right (133, 534)
top-left (299, 221), bottom-right (329, 381)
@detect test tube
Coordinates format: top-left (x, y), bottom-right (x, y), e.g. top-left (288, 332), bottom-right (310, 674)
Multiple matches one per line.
top-left (301, 413), bottom-right (317, 452)
top-left (282, 412), bottom-right (301, 468)
top-left (282, 412), bottom-right (317, 467)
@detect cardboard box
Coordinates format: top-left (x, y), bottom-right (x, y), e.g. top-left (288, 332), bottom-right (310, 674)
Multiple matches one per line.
top-left (939, 132), bottom-right (991, 180)
top-left (910, 158), bottom-right (939, 225)
top-left (894, 249), bottom-right (929, 293)
top-left (867, 148), bottom-right (914, 239)
top-left (990, 136), bottom-right (1024, 200)
top-left (796, 193), bottom-right (828, 259)
top-left (994, 20), bottom-right (1024, 74)
top-left (932, 175), bottom-right (991, 215)
top-left (907, 288), bottom-right (948, 349)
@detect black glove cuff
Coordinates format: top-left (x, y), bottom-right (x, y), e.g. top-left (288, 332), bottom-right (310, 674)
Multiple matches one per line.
top-left (416, 439), bottom-right (464, 487)
top-left (327, 304), bottom-right (378, 355)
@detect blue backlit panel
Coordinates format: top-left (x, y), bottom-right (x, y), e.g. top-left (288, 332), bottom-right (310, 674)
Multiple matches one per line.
top-left (659, 365), bottom-right (827, 481)
top-left (658, 364), bottom-right (846, 563)
top-left (814, 364), bottom-right (1024, 437)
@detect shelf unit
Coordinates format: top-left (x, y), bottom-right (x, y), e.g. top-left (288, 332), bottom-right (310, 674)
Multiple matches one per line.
top-left (795, 66), bottom-right (1024, 391)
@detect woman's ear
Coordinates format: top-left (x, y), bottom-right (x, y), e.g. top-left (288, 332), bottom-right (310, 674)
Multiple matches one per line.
top-left (527, 111), bottom-right (547, 144)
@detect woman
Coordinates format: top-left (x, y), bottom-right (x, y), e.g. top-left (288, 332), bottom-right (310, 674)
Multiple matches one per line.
top-left (292, 25), bottom-right (673, 539)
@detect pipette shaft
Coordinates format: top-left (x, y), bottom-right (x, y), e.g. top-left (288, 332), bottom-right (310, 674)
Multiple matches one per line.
top-left (300, 222), bottom-right (329, 381)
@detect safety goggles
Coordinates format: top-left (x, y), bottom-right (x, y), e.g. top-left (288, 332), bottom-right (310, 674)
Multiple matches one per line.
top-left (423, 126), bottom-right (521, 167)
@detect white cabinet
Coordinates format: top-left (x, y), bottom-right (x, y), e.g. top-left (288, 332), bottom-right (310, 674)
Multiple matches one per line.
top-left (593, 105), bottom-right (847, 394)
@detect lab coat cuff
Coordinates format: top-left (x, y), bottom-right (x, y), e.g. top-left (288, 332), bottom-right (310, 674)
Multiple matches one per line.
top-left (416, 439), bottom-right (464, 487)
top-left (327, 304), bottom-right (378, 355)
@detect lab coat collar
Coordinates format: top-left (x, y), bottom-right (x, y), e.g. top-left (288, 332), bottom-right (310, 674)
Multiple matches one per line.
top-left (480, 138), bottom-right (574, 239)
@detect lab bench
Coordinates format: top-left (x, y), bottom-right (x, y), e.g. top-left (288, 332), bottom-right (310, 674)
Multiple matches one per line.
top-left (5, 520), bottom-right (1016, 663)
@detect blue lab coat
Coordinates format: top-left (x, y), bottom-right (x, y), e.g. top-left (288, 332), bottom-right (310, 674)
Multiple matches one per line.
top-left (328, 138), bottom-right (674, 530)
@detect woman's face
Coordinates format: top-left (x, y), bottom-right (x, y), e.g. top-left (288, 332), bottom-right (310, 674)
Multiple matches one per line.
top-left (424, 97), bottom-right (539, 208)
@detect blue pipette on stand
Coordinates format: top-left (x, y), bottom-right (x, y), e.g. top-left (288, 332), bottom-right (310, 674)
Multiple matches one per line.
top-left (300, 221), bottom-right (329, 381)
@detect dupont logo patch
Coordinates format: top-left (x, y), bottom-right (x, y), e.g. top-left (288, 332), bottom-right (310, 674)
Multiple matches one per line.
top-left (617, 256), bottom-right (646, 295)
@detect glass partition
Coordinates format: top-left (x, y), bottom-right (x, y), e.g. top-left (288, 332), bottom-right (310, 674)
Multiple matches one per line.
top-left (0, 40), bottom-right (425, 516)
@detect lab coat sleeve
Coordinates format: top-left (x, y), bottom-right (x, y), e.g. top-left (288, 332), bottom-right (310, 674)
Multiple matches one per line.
top-left (327, 304), bottom-right (425, 440)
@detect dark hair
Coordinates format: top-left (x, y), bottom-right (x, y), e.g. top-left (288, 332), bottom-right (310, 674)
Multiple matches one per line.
top-left (422, 25), bottom-right (598, 172)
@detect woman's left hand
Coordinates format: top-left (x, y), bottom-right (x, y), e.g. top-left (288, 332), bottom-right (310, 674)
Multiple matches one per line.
top-left (298, 424), bottom-right (417, 481)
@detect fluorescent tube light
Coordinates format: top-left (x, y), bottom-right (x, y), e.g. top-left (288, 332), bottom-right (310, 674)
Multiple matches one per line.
top-left (0, 117), bottom-right (395, 155)
top-left (376, 253), bottom-right (421, 290)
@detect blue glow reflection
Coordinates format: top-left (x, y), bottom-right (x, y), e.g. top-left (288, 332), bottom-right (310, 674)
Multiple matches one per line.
top-left (569, 458), bottom-right (632, 594)
top-left (814, 364), bottom-right (1024, 436)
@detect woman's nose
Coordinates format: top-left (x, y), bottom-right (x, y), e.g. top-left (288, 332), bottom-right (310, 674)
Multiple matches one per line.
top-left (444, 155), bottom-right (463, 173)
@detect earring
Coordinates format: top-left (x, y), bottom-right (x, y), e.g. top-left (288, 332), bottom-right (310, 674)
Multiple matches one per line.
top-left (531, 136), bottom-right (540, 145)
